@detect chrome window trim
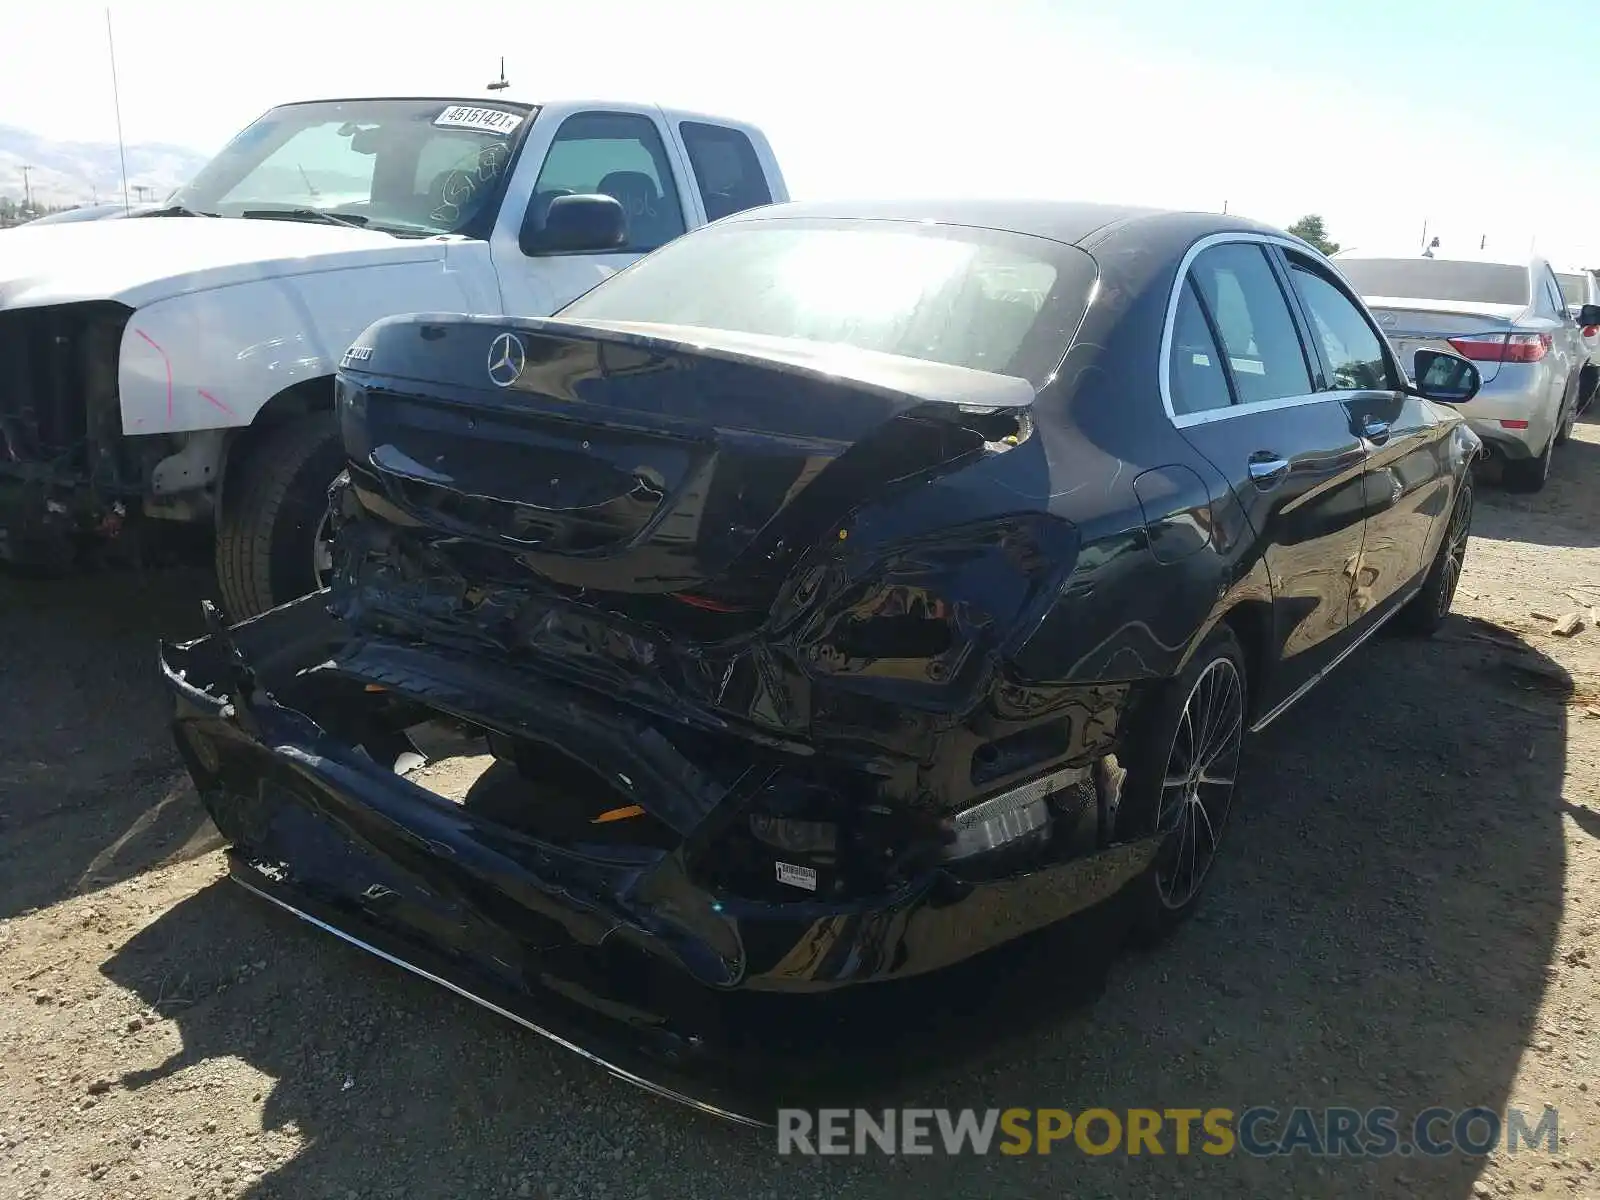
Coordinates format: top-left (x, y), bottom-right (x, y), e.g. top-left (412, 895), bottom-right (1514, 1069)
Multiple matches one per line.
top-left (1160, 232), bottom-right (1400, 428)
top-left (1169, 389), bottom-right (1328, 427)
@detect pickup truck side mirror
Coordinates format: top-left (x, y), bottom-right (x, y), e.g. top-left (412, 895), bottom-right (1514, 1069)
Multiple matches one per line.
top-left (1410, 348), bottom-right (1481, 404)
top-left (1578, 303), bottom-right (1600, 328)
top-left (519, 193), bottom-right (628, 256)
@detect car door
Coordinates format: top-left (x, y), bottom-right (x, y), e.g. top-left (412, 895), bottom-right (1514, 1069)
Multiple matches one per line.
top-left (1584, 274), bottom-right (1600, 371)
top-left (1538, 267), bottom-right (1582, 420)
top-left (489, 109), bottom-right (691, 317)
top-left (1279, 247), bottom-right (1458, 620)
top-left (1165, 238), bottom-right (1370, 712)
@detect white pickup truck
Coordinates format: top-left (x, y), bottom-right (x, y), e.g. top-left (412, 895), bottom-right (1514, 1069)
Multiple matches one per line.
top-left (0, 96), bottom-right (787, 617)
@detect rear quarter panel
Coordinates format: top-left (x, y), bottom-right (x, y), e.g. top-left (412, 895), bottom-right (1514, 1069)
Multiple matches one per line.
top-left (1007, 216), bottom-right (1261, 697)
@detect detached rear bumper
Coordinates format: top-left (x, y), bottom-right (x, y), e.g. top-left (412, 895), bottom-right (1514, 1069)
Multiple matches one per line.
top-left (160, 594), bottom-right (1156, 1121)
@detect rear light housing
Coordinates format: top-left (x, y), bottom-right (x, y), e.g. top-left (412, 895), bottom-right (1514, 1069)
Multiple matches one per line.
top-left (1447, 332), bottom-right (1552, 363)
top-left (1584, 325), bottom-right (1599, 339)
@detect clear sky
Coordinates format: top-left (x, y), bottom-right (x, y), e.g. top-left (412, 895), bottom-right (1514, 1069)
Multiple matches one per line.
top-left (9, 0), bottom-right (1600, 265)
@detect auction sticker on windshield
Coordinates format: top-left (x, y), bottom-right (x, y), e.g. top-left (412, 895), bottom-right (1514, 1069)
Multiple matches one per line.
top-left (434, 105), bottom-right (524, 134)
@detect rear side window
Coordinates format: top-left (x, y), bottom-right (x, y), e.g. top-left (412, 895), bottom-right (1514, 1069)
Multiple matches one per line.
top-left (679, 122), bottom-right (772, 221)
top-left (532, 111), bottom-right (686, 251)
top-left (1558, 272), bottom-right (1590, 308)
top-left (1542, 270), bottom-right (1568, 320)
top-left (1285, 256), bottom-right (1394, 391)
top-left (1335, 258), bottom-right (1531, 307)
top-left (1169, 279), bottom-right (1233, 415)
top-left (1188, 243), bottom-right (1313, 405)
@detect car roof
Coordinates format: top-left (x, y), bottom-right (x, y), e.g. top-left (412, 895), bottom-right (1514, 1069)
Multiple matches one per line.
top-left (720, 198), bottom-right (1293, 251)
top-left (269, 95), bottom-right (757, 129)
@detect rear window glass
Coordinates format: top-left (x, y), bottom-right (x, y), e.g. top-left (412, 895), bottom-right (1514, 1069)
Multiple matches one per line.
top-left (1558, 273), bottom-right (1590, 308)
top-left (679, 122), bottom-right (772, 221)
top-left (559, 218), bottom-right (1097, 388)
top-left (1335, 258), bottom-right (1530, 307)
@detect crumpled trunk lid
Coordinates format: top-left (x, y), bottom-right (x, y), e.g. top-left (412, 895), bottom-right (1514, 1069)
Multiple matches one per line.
top-left (336, 315), bottom-right (1034, 611)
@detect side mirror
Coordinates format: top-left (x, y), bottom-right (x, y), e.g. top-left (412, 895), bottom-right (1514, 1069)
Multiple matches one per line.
top-left (1411, 349), bottom-right (1481, 404)
top-left (1578, 304), bottom-right (1600, 328)
top-left (519, 193), bottom-right (627, 256)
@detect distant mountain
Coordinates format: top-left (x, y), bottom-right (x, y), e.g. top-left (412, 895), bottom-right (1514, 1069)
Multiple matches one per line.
top-left (0, 125), bottom-right (210, 210)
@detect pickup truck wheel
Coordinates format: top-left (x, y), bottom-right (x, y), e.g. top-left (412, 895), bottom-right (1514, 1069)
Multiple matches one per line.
top-left (215, 413), bottom-right (345, 621)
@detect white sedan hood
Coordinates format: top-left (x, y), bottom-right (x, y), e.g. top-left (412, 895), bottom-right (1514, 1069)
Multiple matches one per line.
top-left (0, 216), bottom-right (447, 311)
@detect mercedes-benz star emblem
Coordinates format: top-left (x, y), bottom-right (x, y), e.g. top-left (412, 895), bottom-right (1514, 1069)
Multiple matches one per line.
top-left (487, 331), bottom-right (526, 388)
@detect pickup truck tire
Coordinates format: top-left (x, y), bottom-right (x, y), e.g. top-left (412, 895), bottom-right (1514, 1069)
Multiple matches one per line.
top-left (215, 413), bottom-right (345, 621)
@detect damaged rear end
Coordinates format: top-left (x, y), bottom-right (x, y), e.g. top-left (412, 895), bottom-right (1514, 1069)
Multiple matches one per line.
top-left (162, 310), bottom-right (1156, 1117)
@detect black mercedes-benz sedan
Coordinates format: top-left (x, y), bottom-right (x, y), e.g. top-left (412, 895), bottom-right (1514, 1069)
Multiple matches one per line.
top-left (160, 199), bottom-right (1484, 1121)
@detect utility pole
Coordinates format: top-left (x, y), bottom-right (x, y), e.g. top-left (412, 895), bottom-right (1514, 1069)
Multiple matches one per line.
top-left (107, 8), bottom-right (131, 212)
top-left (20, 165), bottom-right (33, 213)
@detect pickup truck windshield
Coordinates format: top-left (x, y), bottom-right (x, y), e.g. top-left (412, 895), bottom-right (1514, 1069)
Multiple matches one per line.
top-left (559, 218), bottom-right (1097, 388)
top-left (170, 99), bottom-right (536, 237)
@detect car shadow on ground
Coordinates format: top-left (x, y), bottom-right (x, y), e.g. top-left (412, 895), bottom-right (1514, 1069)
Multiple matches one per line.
top-left (1472, 422), bottom-right (1600, 549)
top-left (95, 605), bottom-right (1568, 1199)
top-left (0, 566), bottom-right (221, 921)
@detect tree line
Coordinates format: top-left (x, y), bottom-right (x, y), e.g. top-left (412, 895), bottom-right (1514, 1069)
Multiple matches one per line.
top-left (0, 196), bottom-right (81, 228)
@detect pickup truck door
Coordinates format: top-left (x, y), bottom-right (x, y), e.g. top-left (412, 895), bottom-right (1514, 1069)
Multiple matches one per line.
top-left (488, 105), bottom-right (698, 318)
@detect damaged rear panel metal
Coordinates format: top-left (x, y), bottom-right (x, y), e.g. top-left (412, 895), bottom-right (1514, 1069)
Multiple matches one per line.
top-left (161, 209), bottom-right (1236, 1120)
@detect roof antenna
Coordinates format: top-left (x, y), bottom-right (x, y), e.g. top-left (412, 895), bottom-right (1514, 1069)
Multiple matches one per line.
top-left (487, 57), bottom-right (510, 92)
top-left (105, 8), bottom-right (131, 213)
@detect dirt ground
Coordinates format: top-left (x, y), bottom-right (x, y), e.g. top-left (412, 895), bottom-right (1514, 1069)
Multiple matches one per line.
top-left (7, 418), bottom-right (1600, 1200)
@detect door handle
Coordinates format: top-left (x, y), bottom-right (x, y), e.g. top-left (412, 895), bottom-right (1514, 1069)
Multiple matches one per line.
top-left (1247, 452), bottom-right (1290, 489)
top-left (1362, 416), bottom-right (1391, 443)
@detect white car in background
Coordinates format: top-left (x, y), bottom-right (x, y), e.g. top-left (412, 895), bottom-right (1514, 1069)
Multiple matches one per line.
top-left (1334, 252), bottom-right (1596, 492)
top-left (1556, 267), bottom-right (1600, 408)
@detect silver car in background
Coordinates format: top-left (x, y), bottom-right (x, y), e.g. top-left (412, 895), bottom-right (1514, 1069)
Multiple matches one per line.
top-left (1334, 253), bottom-right (1596, 491)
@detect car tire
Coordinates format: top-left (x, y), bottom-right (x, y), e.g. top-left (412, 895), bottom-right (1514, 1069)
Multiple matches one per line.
top-left (215, 412), bottom-right (346, 621)
top-left (1579, 365), bottom-right (1598, 416)
top-left (1502, 430), bottom-right (1554, 493)
top-left (1117, 623), bottom-right (1248, 945)
top-left (1395, 475), bottom-right (1472, 637)
top-left (1555, 386), bottom-right (1578, 447)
